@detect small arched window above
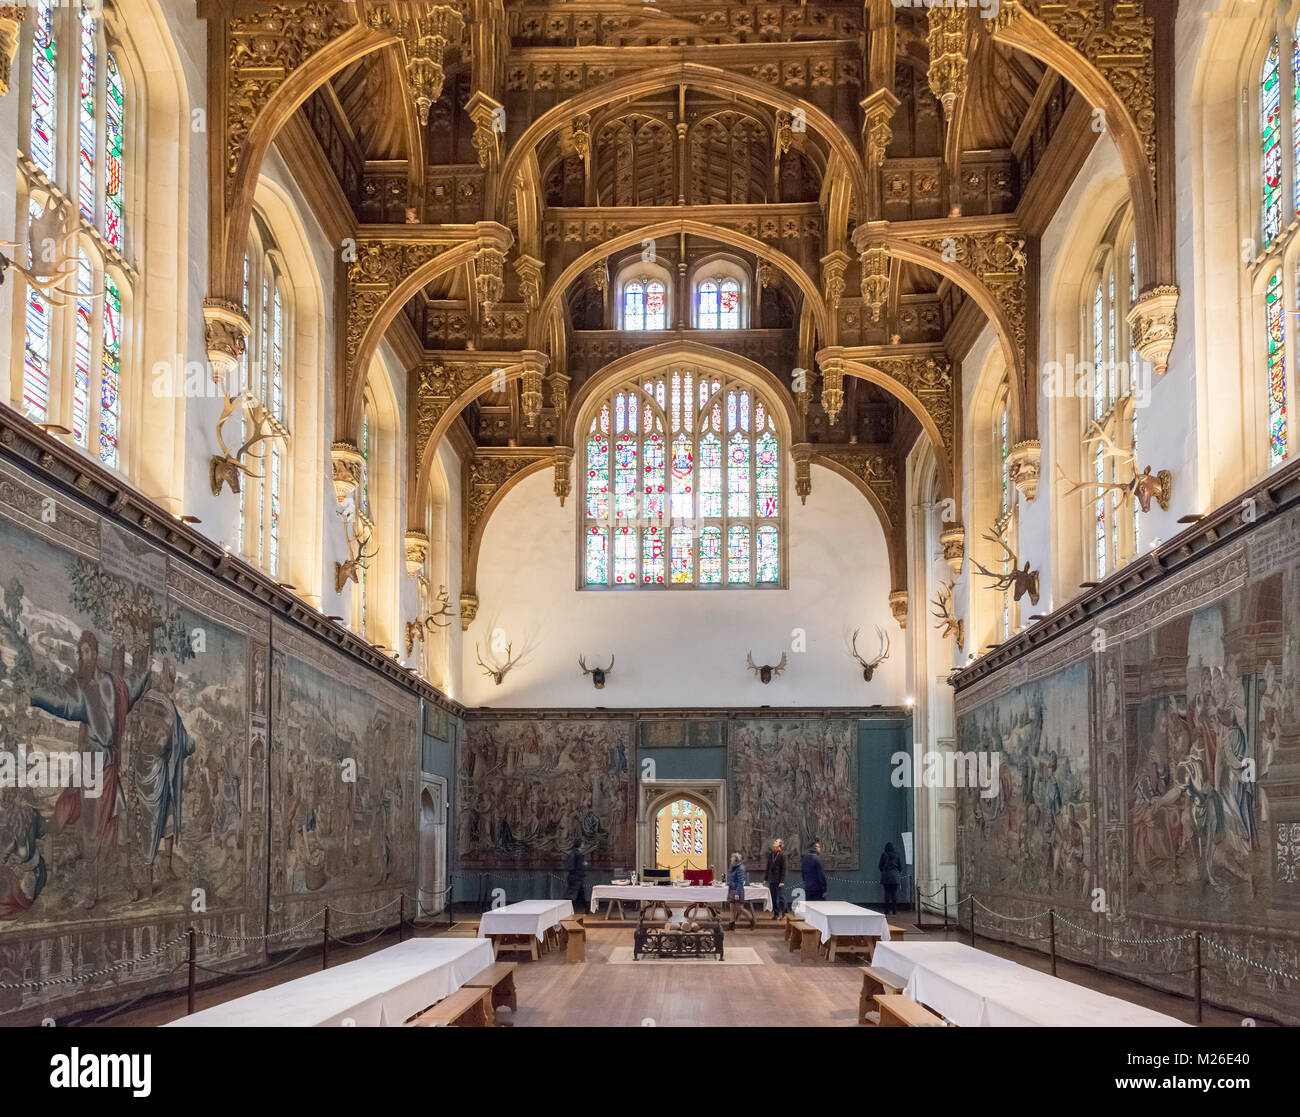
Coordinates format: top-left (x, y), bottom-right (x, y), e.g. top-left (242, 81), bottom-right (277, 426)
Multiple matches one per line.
top-left (692, 259), bottom-right (749, 329)
top-left (623, 277), bottom-right (667, 331)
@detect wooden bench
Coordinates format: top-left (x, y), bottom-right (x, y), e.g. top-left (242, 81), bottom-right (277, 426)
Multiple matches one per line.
top-left (407, 985), bottom-right (496, 1028)
top-left (464, 961), bottom-right (519, 1016)
top-left (823, 934), bottom-right (876, 963)
top-left (874, 994), bottom-right (946, 1028)
top-left (560, 919), bottom-right (586, 962)
top-left (783, 914), bottom-right (801, 945)
top-left (887, 924), bottom-right (906, 941)
top-left (858, 965), bottom-right (905, 1026)
top-left (793, 921), bottom-right (821, 962)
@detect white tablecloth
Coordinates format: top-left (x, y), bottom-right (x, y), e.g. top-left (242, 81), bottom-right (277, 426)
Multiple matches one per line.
top-left (589, 884), bottom-right (772, 912)
top-left (801, 901), bottom-right (891, 944)
top-left (477, 899), bottom-right (575, 940)
top-left (166, 936), bottom-right (495, 1028)
top-left (871, 941), bottom-right (1190, 1027)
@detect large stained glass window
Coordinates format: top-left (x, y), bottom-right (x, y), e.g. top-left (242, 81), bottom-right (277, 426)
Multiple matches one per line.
top-left (582, 371), bottom-right (783, 588)
top-left (623, 278), bottom-right (666, 330)
top-left (19, 8), bottom-right (130, 469)
top-left (1263, 37), bottom-right (1283, 247)
top-left (1266, 269), bottom-right (1288, 466)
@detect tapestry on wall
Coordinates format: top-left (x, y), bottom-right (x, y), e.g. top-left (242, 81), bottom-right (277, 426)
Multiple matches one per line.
top-left (269, 619), bottom-right (419, 940)
top-left (0, 462), bottom-right (267, 1019)
top-left (955, 661), bottom-right (1093, 906)
top-left (457, 716), bottom-right (633, 868)
top-left (728, 718), bottom-right (858, 870)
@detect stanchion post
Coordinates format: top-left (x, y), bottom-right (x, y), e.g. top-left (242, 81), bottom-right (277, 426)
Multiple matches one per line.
top-left (1048, 909), bottom-right (1057, 976)
top-left (322, 907), bottom-right (331, 971)
top-left (398, 895), bottom-right (405, 943)
top-left (969, 898), bottom-right (976, 947)
top-left (187, 927), bottom-right (197, 1015)
top-left (942, 883), bottom-right (949, 929)
top-left (1193, 932), bottom-right (1202, 1024)
top-left (915, 883), bottom-right (921, 925)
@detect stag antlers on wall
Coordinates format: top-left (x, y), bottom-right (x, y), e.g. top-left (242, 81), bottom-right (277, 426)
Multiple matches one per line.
top-left (579, 654), bottom-right (614, 689)
top-left (931, 583), bottom-right (964, 649)
top-left (405, 585), bottom-right (456, 655)
top-left (1057, 412), bottom-right (1172, 515)
top-left (210, 393), bottom-right (285, 496)
top-left (476, 641), bottom-right (515, 686)
top-left (334, 514), bottom-right (378, 594)
top-left (746, 651), bottom-right (787, 684)
top-left (969, 530), bottom-right (1040, 606)
top-left (0, 198), bottom-right (82, 307)
top-left (850, 626), bottom-right (891, 681)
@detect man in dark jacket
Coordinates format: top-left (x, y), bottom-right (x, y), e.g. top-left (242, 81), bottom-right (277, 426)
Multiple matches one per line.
top-left (764, 838), bottom-right (786, 918)
top-left (800, 840), bottom-right (827, 902)
top-left (563, 839), bottom-right (586, 911)
top-left (878, 841), bottom-right (903, 915)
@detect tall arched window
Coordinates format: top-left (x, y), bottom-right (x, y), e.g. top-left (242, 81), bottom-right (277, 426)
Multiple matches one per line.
top-left (581, 370), bottom-right (784, 589)
top-left (1265, 268), bottom-right (1288, 465)
top-left (693, 262), bottom-right (747, 329)
top-left (1079, 212), bottom-right (1140, 579)
top-left (352, 398), bottom-right (377, 637)
top-left (239, 218), bottom-right (292, 578)
top-left (622, 277), bottom-right (667, 331)
top-left (1263, 35), bottom-right (1283, 247)
top-left (993, 380), bottom-right (1014, 640)
top-left (17, 1), bottom-right (132, 471)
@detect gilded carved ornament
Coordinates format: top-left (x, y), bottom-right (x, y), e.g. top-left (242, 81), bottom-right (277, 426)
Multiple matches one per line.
top-left (365, 3), bottom-right (465, 126)
top-left (1126, 285), bottom-right (1178, 376)
top-left (1006, 440), bottom-right (1042, 502)
top-left (0, 5), bottom-right (25, 98)
top-left (889, 590), bottom-right (909, 632)
top-left (927, 6), bottom-right (968, 121)
top-left (331, 441), bottom-right (365, 504)
top-left (939, 522), bottom-right (965, 576)
top-left (404, 529), bottom-right (430, 577)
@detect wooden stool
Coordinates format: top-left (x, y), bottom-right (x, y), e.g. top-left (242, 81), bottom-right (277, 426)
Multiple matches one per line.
top-left (560, 919), bottom-right (586, 962)
top-left (874, 994), bottom-right (946, 1028)
top-left (858, 965), bottom-right (905, 1026)
top-left (465, 961), bottom-right (519, 1016)
top-left (887, 924), bottom-right (906, 942)
top-left (543, 924), bottom-right (561, 953)
top-left (408, 986), bottom-right (495, 1027)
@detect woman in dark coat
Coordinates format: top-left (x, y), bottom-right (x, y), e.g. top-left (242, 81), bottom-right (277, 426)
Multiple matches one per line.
top-left (878, 842), bottom-right (903, 915)
top-left (764, 838), bottom-right (786, 918)
top-left (563, 839), bottom-right (587, 911)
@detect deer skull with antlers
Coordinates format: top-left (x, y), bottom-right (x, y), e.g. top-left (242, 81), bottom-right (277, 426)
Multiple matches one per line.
top-left (579, 654), bottom-right (614, 689)
top-left (476, 642), bottom-right (515, 686)
top-left (931, 583), bottom-right (964, 649)
top-left (210, 394), bottom-right (284, 496)
top-left (850, 626), bottom-right (891, 681)
top-left (746, 651), bottom-right (787, 684)
top-left (334, 515), bottom-right (378, 594)
top-left (405, 586), bottom-right (457, 655)
top-left (0, 197), bottom-right (81, 307)
top-left (1057, 414), bottom-right (1173, 515)
top-left (970, 530), bottom-right (1040, 605)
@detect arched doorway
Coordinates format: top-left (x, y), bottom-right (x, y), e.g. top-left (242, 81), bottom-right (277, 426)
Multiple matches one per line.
top-left (652, 798), bottom-right (710, 879)
top-left (418, 778), bottom-right (447, 917)
top-left (636, 779), bottom-right (727, 882)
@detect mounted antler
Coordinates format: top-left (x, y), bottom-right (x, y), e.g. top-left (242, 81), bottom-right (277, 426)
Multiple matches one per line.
top-left (210, 394), bottom-right (284, 496)
top-left (931, 583), bottom-right (964, 650)
top-left (0, 197), bottom-right (82, 307)
top-left (1055, 460), bottom-right (1172, 516)
top-left (334, 515), bottom-right (379, 594)
top-left (476, 641), bottom-right (515, 686)
top-left (850, 626), bottom-right (891, 681)
top-left (746, 651), bottom-right (787, 685)
top-left (405, 586), bottom-right (458, 655)
top-left (969, 530), bottom-right (1040, 605)
top-left (579, 654), bottom-right (615, 690)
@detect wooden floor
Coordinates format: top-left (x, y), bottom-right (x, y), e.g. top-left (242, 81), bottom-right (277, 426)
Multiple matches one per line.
top-left (102, 911), bottom-right (1257, 1028)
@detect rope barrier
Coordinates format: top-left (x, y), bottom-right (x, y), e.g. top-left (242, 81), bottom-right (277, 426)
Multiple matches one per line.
top-left (195, 945), bottom-right (313, 978)
top-left (1202, 936), bottom-right (1300, 983)
top-left (1052, 912), bottom-right (1196, 945)
top-left (0, 932), bottom-right (188, 991)
top-left (196, 908), bottom-right (326, 944)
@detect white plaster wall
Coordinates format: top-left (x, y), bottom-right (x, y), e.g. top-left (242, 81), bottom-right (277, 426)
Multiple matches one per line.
top-left (464, 463), bottom-right (906, 708)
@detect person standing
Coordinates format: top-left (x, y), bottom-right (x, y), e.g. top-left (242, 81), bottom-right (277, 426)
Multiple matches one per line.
top-left (878, 841), bottom-right (903, 916)
top-left (801, 840), bottom-right (827, 902)
top-left (563, 838), bottom-right (587, 913)
top-left (727, 852), bottom-right (753, 929)
top-left (764, 837), bottom-right (786, 918)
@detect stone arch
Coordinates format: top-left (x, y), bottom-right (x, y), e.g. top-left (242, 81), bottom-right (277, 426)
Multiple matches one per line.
top-left (492, 62), bottom-right (868, 222)
top-left (535, 220), bottom-right (830, 348)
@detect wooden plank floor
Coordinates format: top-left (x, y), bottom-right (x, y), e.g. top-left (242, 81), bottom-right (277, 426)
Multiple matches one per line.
top-left (101, 913), bottom-right (1256, 1027)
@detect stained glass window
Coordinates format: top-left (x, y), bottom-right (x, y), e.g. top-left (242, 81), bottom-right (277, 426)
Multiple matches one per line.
top-left (623, 278), bottom-right (666, 330)
top-left (30, 0), bottom-right (56, 179)
top-left (1266, 269), bottom-right (1288, 466)
top-left (719, 279), bottom-right (740, 328)
top-left (1263, 37), bottom-right (1283, 247)
top-left (583, 373), bottom-right (782, 588)
top-left (73, 251), bottom-right (93, 448)
top-left (105, 53), bottom-right (124, 249)
top-left (698, 281), bottom-right (719, 329)
top-left (100, 274), bottom-right (120, 468)
top-left (78, 7), bottom-right (97, 225)
top-left (624, 281), bottom-right (645, 329)
top-left (1293, 18), bottom-right (1300, 217)
top-left (644, 281), bottom-right (666, 330)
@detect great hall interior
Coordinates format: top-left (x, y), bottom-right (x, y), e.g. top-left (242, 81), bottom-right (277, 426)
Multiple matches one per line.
top-left (0, 0), bottom-right (1295, 1036)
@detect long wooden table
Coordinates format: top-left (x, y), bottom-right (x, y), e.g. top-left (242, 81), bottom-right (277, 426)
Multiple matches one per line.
top-left (871, 941), bottom-right (1191, 1027)
top-left (477, 900), bottom-right (574, 960)
top-left (801, 901), bottom-right (891, 961)
top-left (589, 884), bottom-right (772, 921)
top-left (166, 937), bottom-right (495, 1027)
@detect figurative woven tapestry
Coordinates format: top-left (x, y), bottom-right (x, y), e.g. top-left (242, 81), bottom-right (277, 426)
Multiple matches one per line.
top-left (457, 715), bottom-right (633, 868)
top-left (728, 718), bottom-right (858, 870)
top-left (0, 460), bottom-right (267, 1020)
top-left (269, 619), bottom-right (420, 942)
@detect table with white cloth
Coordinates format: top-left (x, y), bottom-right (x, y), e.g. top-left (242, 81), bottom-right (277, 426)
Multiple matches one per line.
top-left (800, 901), bottom-right (892, 960)
top-left (166, 936), bottom-right (495, 1027)
top-left (477, 899), bottom-right (575, 959)
top-left (869, 941), bottom-right (1190, 1027)
top-left (589, 884), bottom-right (772, 921)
